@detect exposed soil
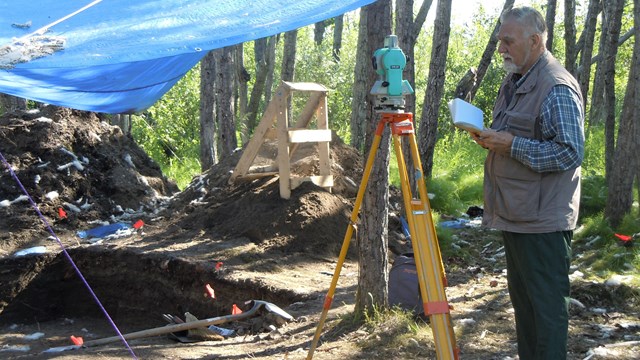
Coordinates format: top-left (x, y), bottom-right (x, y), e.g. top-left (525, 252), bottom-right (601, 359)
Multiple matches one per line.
top-left (0, 107), bottom-right (638, 359)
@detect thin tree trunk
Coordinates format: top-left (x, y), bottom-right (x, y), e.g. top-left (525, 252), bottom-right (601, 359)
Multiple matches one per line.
top-left (246, 37), bottom-right (270, 136)
top-left (263, 35), bottom-right (277, 107)
top-left (418, 0), bottom-right (452, 179)
top-left (199, 51), bottom-right (217, 170)
top-left (314, 20), bottom-right (327, 45)
top-left (235, 43), bottom-right (249, 144)
top-left (564, 0), bottom-right (578, 75)
top-left (590, 0), bottom-right (624, 177)
top-left (578, 0), bottom-right (601, 105)
top-left (545, 0), bottom-right (557, 52)
top-left (282, 30), bottom-right (297, 82)
top-left (332, 14), bottom-right (344, 62)
top-left (214, 46), bottom-right (237, 159)
top-left (469, 0), bottom-right (515, 101)
top-left (605, 0), bottom-right (639, 228)
top-left (355, 0), bottom-right (392, 317)
top-left (350, 13), bottom-right (369, 151)
top-left (395, 0), bottom-right (434, 192)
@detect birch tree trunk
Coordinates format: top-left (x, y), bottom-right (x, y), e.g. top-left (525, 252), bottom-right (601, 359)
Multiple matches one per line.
top-left (577, 0), bottom-right (601, 104)
top-left (354, 0), bottom-right (392, 317)
top-left (545, 0), bottom-right (557, 52)
top-left (214, 46), bottom-right (237, 159)
top-left (199, 51), bottom-right (217, 170)
top-left (349, 13), bottom-right (369, 151)
top-left (590, 0), bottom-right (624, 177)
top-left (246, 37), bottom-right (271, 136)
top-left (564, 0), bottom-right (578, 75)
top-left (395, 0), bottom-right (434, 192)
top-left (235, 43), bottom-right (250, 144)
top-left (417, 0), bottom-right (452, 179)
top-left (332, 14), bottom-right (344, 62)
top-left (605, 0), bottom-right (639, 228)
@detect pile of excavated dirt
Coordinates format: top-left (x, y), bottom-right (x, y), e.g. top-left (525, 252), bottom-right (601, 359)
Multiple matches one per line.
top-left (1, 106), bottom-right (639, 360)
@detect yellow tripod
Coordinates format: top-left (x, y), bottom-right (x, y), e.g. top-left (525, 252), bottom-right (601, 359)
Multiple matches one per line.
top-left (307, 111), bottom-right (459, 360)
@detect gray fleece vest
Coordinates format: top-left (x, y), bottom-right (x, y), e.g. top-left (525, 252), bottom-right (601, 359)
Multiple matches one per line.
top-left (483, 52), bottom-right (583, 233)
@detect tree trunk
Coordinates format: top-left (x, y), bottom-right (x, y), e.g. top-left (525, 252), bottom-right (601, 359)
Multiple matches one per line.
top-left (0, 94), bottom-right (27, 113)
top-left (214, 46), bottom-right (237, 159)
top-left (111, 114), bottom-right (131, 134)
top-left (281, 30), bottom-right (297, 82)
top-left (418, 0), bottom-right (452, 179)
top-left (246, 37), bottom-right (270, 136)
top-left (578, 0), bottom-right (601, 105)
top-left (470, 0), bottom-right (515, 101)
top-left (263, 36), bottom-right (277, 106)
top-left (590, 0), bottom-right (624, 177)
top-left (354, 0), bottom-right (392, 317)
top-left (564, 0), bottom-right (578, 75)
top-left (545, 0), bottom-right (557, 52)
top-left (332, 14), bottom-right (344, 62)
top-left (199, 51), bottom-right (217, 170)
top-left (605, 0), bottom-right (639, 228)
top-left (314, 20), bottom-right (327, 45)
top-left (395, 0), bottom-right (434, 192)
top-left (349, 13), bottom-right (369, 151)
top-left (235, 43), bottom-right (249, 144)
top-left (281, 30), bottom-right (297, 119)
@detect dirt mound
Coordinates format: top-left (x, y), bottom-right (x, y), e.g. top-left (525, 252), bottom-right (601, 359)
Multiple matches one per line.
top-left (0, 106), bottom-right (178, 253)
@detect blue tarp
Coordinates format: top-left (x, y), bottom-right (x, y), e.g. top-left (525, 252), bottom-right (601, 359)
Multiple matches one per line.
top-left (0, 0), bottom-right (374, 113)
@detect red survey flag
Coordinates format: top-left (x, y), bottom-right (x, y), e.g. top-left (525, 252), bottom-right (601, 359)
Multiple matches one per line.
top-left (615, 233), bottom-right (632, 242)
top-left (58, 207), bottom-right (67, 219)
top-left (232, 304), bottom-right (243, 315)
top-left (133, 219), bottom-right (144, 229)
top-left (205, 283), bottom-right (215, 299)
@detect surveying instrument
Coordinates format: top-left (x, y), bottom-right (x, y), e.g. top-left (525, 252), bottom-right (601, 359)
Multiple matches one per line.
top-left (307, 35), bottom-right (459, 360)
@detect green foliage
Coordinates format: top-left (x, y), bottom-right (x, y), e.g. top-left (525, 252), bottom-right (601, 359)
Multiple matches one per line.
top-left (131, 66), bottom-right (202, 189)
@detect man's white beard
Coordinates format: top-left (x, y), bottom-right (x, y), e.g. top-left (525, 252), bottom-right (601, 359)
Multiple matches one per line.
top-left (502, 48), bottom-right (531, 74)
top-left (502, 59), bottom-right (519, 73)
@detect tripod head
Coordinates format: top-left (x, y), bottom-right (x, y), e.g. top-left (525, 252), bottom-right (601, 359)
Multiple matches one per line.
top-left (370, 35), bottom-right (414, 112)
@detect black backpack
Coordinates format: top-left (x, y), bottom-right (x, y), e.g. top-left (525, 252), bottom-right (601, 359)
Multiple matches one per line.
top-left (389, 253), bottom-right (425, 317)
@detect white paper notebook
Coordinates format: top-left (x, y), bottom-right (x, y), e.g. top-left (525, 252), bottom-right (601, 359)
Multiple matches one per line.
top-left (448, 98), bottom-right (484, 133)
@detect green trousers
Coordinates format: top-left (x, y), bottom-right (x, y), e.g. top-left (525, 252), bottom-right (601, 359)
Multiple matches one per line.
top-left (502, 231), bottom-right (573, 360)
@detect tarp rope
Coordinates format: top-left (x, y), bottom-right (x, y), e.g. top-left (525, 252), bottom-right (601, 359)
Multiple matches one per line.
top-left (18, 0), bottom-right (104, 42)
top-left (0, 149), bottom-right (137, 359)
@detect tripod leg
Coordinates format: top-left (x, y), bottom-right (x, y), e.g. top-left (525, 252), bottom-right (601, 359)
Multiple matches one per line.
top-left (392, 132), bottom-right (458, 360)
top-left (306, 122), bottom-right (385, 360)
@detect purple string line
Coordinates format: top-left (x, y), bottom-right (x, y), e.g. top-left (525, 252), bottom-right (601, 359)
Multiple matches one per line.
top-left (0, 150), bottom-right (137, 359)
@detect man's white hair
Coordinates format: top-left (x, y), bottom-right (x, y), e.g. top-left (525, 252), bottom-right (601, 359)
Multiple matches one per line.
top-left (500, 6), bottom-right (548, 48)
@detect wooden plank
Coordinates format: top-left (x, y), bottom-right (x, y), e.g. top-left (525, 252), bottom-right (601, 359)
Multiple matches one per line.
top-left (230, 83), bottom-right (289, 184)
top-left (290, 175), bottom-right (334, 190)
top-left (282, 81), bottom-right (328, 92)
top-left (234, 172), bottom-right (279, 182)
top-left (288, 129), bottom-right (332, 143)
top-left (316, 93), bottom-right (331, 185)
top-left (290, 91), bottom-right (323, 156)
top-left (276, 94), bottom-right (291, 199)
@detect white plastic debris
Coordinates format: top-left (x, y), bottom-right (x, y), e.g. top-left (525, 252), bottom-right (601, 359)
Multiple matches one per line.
top-left (35, 116), bottom-right (53, 123)
top-left (24, 332), bottom-right (45, 340)
top-left (0, 345), bottom-right (30, 352)
top-left (124, 153), bottom-right (135, 168)
top-left (11, 195), bottom-right (29, 204)
top-left (45, 191), bottom-right (59, 201)
top-left (34, 174), bottom-right (41, 185)
top-left (569, 270), bottom-right (584, 281)
top-left (14, 246), bottom-right (47, 257)
top-left (63, 202), bottom-right (81, 213)
top-left (0, 200), bottom-right (10, 207)
top-left (569, 298), bottom-right (586, 309)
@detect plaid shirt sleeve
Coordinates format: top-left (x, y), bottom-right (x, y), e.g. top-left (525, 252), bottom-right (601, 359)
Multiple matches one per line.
top-left (510, 85), bottom-right (584, 172)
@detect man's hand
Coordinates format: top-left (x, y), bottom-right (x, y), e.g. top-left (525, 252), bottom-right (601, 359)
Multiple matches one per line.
top-left (470, 129), bottom-right (514, 155)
